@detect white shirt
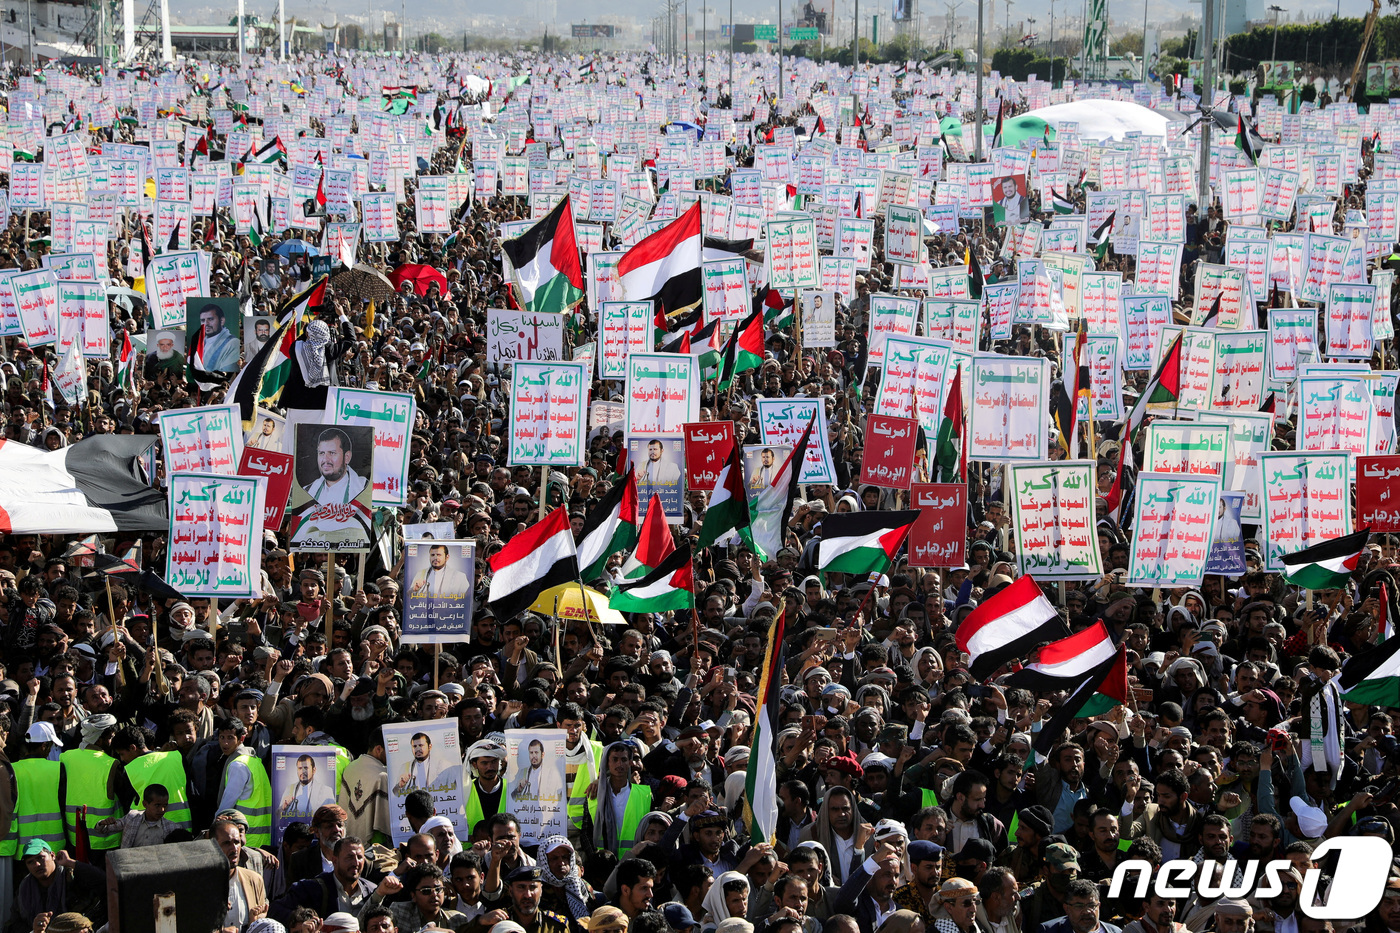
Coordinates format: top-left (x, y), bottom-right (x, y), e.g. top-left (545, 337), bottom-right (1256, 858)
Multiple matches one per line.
top-left (310, 468), bottom-right (366, 504)
top-left (226, 875), bottom-right (248, 929)
top-left (832, 830), bottom-right (857, 883)
top-left (610, 783), bottom-right (632, 837)
top-left (218, 756), bottom-right (253, 813)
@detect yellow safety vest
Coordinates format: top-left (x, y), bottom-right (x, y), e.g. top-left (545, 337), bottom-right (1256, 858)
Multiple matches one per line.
top-left (14, 759), bottom-right (63, 856)
top-left (588, 782), bottom-right (653, 859)
top-left (229, 754), bottom-right (273, 849)
top-left (60, 750), bottom-right (123, 850)
top-left (566, 741), bottom-right (605, 831)
top-left (464, 780), bottom-right (503, 835)
top-left (125, 751), bottom-right (191, 830)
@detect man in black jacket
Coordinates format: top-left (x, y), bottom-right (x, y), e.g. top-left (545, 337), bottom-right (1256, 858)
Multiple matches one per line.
top-left (272, 836), bottom-right (397, 923)
top-left (831, 840), bottom-right (903, 933)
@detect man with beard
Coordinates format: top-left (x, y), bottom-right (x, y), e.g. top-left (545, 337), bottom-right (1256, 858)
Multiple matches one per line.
top-left (1131, 769), bottom-right (1206, 860)
top-left (463, 739), bottom-right (507, 836)
top-left (660, 798), bottom-right (747, 872)
top-left (831, 840), bottom-right (902, 933)
top-left (1034, 744), bottom-right (1089, 834)
top-left (394, 732), bottom-right (441, 792)
top-left (893, 840), bottom-right (945, 927)
top-left (1039, 880), bottom-right (1121, 933)
top-left (476, 866), bottom-right (569, 933)
top-left (1077, 809), bottom-right (1125, 882)
top-left (1123, 893), bottom-right (1189, 933)
top-left (145, 331), bottom-right (184, 377)
top-left (945, 771), bottom-right (1005, 854)
top-left (997, 806), bottom-right (1053, 884)
top-left (1253, 866), bottom-right (1304, 933)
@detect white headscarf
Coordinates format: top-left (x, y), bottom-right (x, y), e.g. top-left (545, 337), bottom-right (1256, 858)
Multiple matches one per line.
top-left (701, 871), bottom-right (750, 926)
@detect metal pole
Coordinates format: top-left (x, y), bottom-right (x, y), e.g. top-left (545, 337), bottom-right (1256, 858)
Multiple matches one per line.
top-left (1269, 5), bottom-right (1283, 66)
top-left (1141, 0), bottom-right (1148, 79)
top-left (729, 0), bottom-right (734, 100)
top-left (852, 0), bottom-right (860, 122)
top-left (237, 0), bottom-right (244, 63)
top-left (703, 3), bottom-right (707, 90)
top-left (26, 0), bottom-right (33, 70)
top-left (1197, 0), bottom-right (1215, 210)
top-left (685, 0), bottom-right (689, 76)
top-left (975, 0), bottom-right (983, 160)
top-left (779, 0), bottom-right (784, 99)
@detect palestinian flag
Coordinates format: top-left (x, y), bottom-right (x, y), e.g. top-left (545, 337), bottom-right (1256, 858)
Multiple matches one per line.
top-left (1236, 114), bottom-right (1258, 165)
top-left (934, 362), bottom-right (964, 482)
top-left (486, 507), bottom-right (580, 621)
top-left (967, 247), bottom-right (983, 300)
top-left (1123, 330), bottom-right (1183, 442)
top-left (576, 467), bottom-right (640, 582)
top-left (116, 331), bottom-right (136, 395)
top-left (817, 510), bottom-right (920, 576)
top-left (575, 62), bottom-right (597, 78)
top-left (956, 574), bottom-right (1070, 680)
top-left (609, 543), bottom-right (695, 612)
top-left (1052, 189), bottom-right (1075, 214)
top-left (500, 196), bottom-right (585, 314)
top-left (225, 316), bottom-right (294, 428)
top-left (750, 414), bottom-right (814, 561)
top-left (0, 435), bottom-right (167, 533)
top-left (718, 308), bottom-right (765, 391)
top-left (185, 324), bottom-right (222, 391)
top-left (991, 99), bottom-right (1004, 148)
top-left (621, 494), bottom-right (676, 579)
top-left (745, 602), bottom-right (786, 845)
top-left (1341, 617), bottom-right (1400, 706)
top-left (1103, 431), bottom-right (1135, 526)
top-left (696, 441), bottom-right (755, 550)
top-left (618, 200), bottom-right (703, 314)
top-left (252, 135), bottom-right (286, 164)
top-left (1029, 644), bottom-right (1131, 755)
top-left (1280, 529), bottom-right (1368, 590)
top-left (763, 289), bottom-right (795, 329)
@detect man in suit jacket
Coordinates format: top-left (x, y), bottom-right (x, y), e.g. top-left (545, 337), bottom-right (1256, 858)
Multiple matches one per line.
top-left (1037, 880), bottom-right (1122, 933)
top-left (285, 804), bottom-right (350, 885)
top-left (272, 836), bottom-right (385, 923)
top-left (831, 840), bottom-right (903, 933)
top-left (214, 819), bottom-right (269, 932)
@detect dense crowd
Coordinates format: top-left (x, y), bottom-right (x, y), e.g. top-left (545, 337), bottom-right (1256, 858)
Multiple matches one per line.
top-left (0, 44), bottom-right (1391, 933)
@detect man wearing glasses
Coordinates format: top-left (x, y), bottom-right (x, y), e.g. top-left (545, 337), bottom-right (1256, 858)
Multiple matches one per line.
top-left (1040, 880), bottom-right (1121, 933)
top-left (933, 877), bottom-right (986, 933)
top-left (388, 862), bottom-right (466, 932)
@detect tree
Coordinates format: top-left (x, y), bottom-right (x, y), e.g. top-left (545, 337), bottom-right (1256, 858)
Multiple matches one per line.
top-left (339, 23), bottom-right (364, 49)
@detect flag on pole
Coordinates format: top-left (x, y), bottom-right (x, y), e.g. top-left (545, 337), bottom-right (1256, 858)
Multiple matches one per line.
top-left (620, 494), bottom-right (675, 579)
top-left (576, 467), bottom-right (640, 583)
top-left (816, 511), bottom-right (920, 575)
top-left (1280, 529), bottom-right (1369, 590)
top-left (486, 507), bottom-right (580, 621)
top-left (609, 544), bottom-right (695, 613)
top-left (956, 574), bottom-right (1070, 679)
top-left (744, 601), bottom-right (787, 845)
top-left (695, 441), bottom-right (755, 550)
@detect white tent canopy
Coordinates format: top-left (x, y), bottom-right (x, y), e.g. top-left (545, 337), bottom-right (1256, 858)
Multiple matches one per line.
top-left (1025, 99), bottom-right (1173, 141)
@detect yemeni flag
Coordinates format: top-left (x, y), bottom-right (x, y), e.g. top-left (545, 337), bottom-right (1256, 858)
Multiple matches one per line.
top-left (576, 467), bottom-right (640, 582)
top-left (252, 135), bottom-right (286, 164)
top-left (956, 574), bottom-right (1070, 680)
top-left (934, 362), bottom-right (965, 482)
top-left (609, 543), bottom-right (695, 612)
top-left (500, 196), bottom-right (586, 314)
top-left (719, 308), bottom-right (765, 391)
top-left (1236, 114), bottom-right (1258, 165)
top-left (750, 415), bottom-right (815, 561)
top-left (0, 435), bottom-right (168, 533)
top-left (1006, 621), bottom-right (1120, 692)
top-left (1053, 189), bottom-right (1075, 214)
top-left (487, 507), bottom-right (580, 620)
top-left (618, 199), bottom-right (703, 314)
top-left (1280, 529), bottom-right (1369, 590)
top-left (1340, 619), bottom-right (1400, 706)
top-left (817, 510), bottom-right (920, 576)
top-left (621, 494), bottom-right (676, 579)
top-left (696, 441), bottom-right (756, 550)
top-left (745, 602), bottom-right (787, 845)
top-left (1103, 434), bottom-right (1135, 526)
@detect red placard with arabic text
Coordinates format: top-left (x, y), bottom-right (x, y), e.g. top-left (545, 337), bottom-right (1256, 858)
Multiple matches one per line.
top-left (682, 421), bottom-right (735, 492)
top-left (907, 483), bottom-right (967, 568)
top-left (239, 448), bottom-right (295, 533)
top-left (860, 415), bottom-right (918, 490)
top-left (1358, 455), bottom-right (1400, 532)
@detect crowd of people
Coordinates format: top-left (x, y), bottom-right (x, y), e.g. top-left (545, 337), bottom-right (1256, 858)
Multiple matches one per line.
top-left (0, 43), bottom-right (1391, 933)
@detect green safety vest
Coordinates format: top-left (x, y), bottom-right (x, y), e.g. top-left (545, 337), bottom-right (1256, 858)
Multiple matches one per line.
top-left (587, 782), bottom-right (653, 859)
top-left (229, 754), bottom-right (273, 849)
top-left (125, 751), bottom-right (191, 830)
top-left (921, 788), bottom-right (938, 809)
top-left (59, 750), bottom-right (123, 850)
top-left (14, 759), bottom-right (63, 856)
top-left (464, 780), bottom-right (503, 835)
top-left (566, 741), bottom-right (605, 831)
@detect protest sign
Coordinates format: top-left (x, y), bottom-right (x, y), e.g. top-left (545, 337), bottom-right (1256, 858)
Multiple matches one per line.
top-left (504, 730), bottom-right (569, 846)
top-left (1358, 456), bottom-right (1400, 532)
top-left (1259, 451), bottom-right (1353, 572)
top-left (166, 472), bottom-right (266, 598)
top-left (385, 720), bottom-right (466, 844)
top-left (509, 362), bottom-right (588, 466)
top-left (1009, 460), bottom-right (1103, 580)
top-left (683, 421), bottom-right (734, 492)
top-left (800, 290), bottom-right (838, 347)
top-left (1143, 422), bottom-right (1228, 476)
top-left (327, 388), bottom-right (416, 506)
top-left (271, 746), bottom-right (339, 845)
top-left (702, 257), bottom-right (750, 322)
top-left (867, 294), bottom-right (921, 366)
top-left (626, 353), bottom-right (699, 436)
top-left (1127, 472), bottom-right (1222, 587)
top-left (238, 447), bottom-right (294, 532)
top-left (599, 301), bottom-right (652, 380)
top-left (1203, 491), bottom-right (1248, 576)
top-left (486, 309), bottom-right (566, 365)
top-left (631, 437), bottom-right (685, 521)
top-left (285, 423), bottom-right (375, 552)
top-left (1298, 375), bottom-right (1375, 457)
top-left (1197, 412), bottom-right (1273, 520)
top-left (11, 269), bottom-right (58, 346)
top-left (860, 415), bottom-right (918, 490)
top-left (402, 539), bottom-right (476, 644)
top-left (161, 404), bottom-right (243, 476)
top-left (967, 356), bottom-right (1049, 462)
top-left (907, 484), bottom-right (967, 568)
top-left (757, 398), bottom-right (837, 484)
